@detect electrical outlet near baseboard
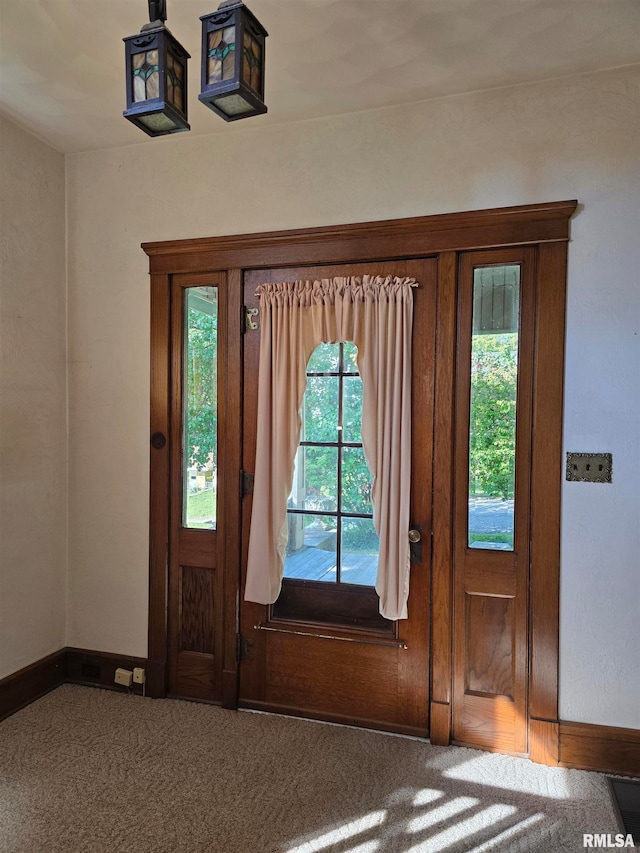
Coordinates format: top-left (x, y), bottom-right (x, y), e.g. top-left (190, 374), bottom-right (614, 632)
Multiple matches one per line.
top-left (132, 667), bottom-right (145, 685)
top-left (114, 667), bottom-right (133, 687)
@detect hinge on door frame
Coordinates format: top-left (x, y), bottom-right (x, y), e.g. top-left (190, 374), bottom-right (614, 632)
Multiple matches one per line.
top-left (240, 471), bottom-right (254, 496)
top-left (243, 306), bottom-right (259, 332)
top-left (236, 633), bottom-right (254, 662)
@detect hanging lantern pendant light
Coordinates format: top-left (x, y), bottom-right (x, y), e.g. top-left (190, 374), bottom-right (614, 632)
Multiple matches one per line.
top-left (199, 0), bottom-right (268, 121)
top-left (123, 0), bottom-right (191, 137)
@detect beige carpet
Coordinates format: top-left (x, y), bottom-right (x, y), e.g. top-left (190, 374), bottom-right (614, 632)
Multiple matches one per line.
top-left (0, 685), bottom-right (625, 853)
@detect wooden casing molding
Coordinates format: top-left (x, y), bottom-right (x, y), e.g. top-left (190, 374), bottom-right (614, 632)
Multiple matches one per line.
top-left (558, 721), bottom-right (640, 777)
top-left (144, 200), bottom-right (575, 743)
top-left (144, 200), bottom-right (584, 761)
top-left (1, 648), bottom-right (638, 776)
top-left (531, 717), bottom-right (640, 777)
top-left (142, 201), bottom-right (578, 274)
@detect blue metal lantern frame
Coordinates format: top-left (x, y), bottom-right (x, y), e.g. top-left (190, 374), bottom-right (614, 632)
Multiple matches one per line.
top-left (199, 1), bottom-right (268, 122)
top-left (123, 26), bottom-right (191, 137)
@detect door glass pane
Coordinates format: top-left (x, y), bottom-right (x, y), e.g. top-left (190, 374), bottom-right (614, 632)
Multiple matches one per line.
top-left (303, 376), bottom-right (338, 442)
top-left (342, 341), bottom-right (359, 373)
top-left (468, 265), bottom-right (520, 550)
top-left (341, 518), bottom-right (379, 586)
top-left (183, 287), bottom-right (218, 529)
top-left (307, 342), bottom-right (340, 373)
top-left (341, 447), bottom-right (373, 514)
top-left (289, 446), bottom-right (338, 512)
top-left (285, 514), bottom-right (337, 582)
top-left (342, 375), bottom-right (363, 443)
top-left (283, 341), bottom-right (377, 587)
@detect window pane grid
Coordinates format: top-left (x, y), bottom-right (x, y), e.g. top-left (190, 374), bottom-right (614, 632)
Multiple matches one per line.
top-left (287, 509), bottom-right (373, 520)
top-left (335, 354), bottom-right (345, 581)
top-left (299, 441), bottom-right (362, 448)
top-left (285, 342), bottom-right (378, 587)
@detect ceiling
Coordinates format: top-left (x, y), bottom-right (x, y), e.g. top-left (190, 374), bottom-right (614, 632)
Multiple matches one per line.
top-left (0, 0), bottom-right (639, 155)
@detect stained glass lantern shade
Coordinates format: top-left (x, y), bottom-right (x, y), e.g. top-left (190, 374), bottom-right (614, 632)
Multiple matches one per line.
top-left (123, 26), bottom-right (190, 137)
top-left (199, 2), bottom-right (268, 122)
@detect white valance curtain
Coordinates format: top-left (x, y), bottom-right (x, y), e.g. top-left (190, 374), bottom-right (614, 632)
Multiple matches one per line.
top-left (244, 275), bottom-right (416, 620)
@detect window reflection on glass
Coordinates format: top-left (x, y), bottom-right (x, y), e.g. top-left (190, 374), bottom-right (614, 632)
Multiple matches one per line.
top-left (303, 376), bottom-right (338, 442)
top-left (183, 287), bottom-right (217, 529)
top-left (468, 266), bottom-right (520, 551)
top-left (341, 447), bottom-right (372, 514)
top-left (285, 342), bottom-right (378, 586)
top-left (289, 446), bottom-right (338, 512)
top-left (307, 342), bottom-right (340, 372)
top-left (342, 341), bottom-right (359, 373)
top-left (342, 376), bottom-right (363, 443)
top-left (285, 514), bottom-right (337, 582)
top-left (341, 518), bottom-right (379, 585)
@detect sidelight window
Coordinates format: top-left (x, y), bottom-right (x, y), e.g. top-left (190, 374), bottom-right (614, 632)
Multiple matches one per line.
top-left (467, 265), bottom-right (520, 551)
top-left (182, 286), bottom-right (218, 529)
top-left (285, 342), bottom-right (379, 586)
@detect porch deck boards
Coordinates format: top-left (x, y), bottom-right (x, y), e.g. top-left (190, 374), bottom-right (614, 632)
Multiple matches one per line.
top-left (284, 546), bottom-right (377, 586)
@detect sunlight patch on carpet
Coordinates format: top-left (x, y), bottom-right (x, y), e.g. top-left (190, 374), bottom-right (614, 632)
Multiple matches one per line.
top-left (412, 788), bottom-right (444, 806)
top-left (471, 814), bottom-right (546, 852)
top-left (286, 810), bottom-right (387, 853)
top-left (407, 796), bottom-right (479, 832)
top-left (341, 843), bottom-right (381, 853)
top-left (442, 753), bottom-right (572, 798)
top-left (406, 803), bottom-right (518, 852)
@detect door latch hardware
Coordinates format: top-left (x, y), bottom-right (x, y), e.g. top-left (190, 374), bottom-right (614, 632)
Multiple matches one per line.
top-left (240, 471), bottom-right (255, 496)
top-left (408, 526), bottom-right (422, 563)
top-left (150, 432), bottom-right (166, 450)
top-left (236, 633), bottom-right (254, 662)
top-left (243, 306), bottom-right (259, 332)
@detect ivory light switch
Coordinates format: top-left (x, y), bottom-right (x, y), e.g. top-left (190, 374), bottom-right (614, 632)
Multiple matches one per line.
top-left (566, 452), bottom-right (612, 483)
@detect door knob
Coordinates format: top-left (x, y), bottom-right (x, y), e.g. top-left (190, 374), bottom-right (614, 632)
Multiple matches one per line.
top-left (408, 529), bottom-right (421, 543)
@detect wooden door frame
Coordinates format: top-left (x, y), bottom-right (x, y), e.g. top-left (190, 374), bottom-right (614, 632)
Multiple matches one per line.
top-left (148, 269), bottom-right (242, 706)
top-left (143, 199), bottom-right (576, 761)
top-left (239, 259), bottom-right (436, 737)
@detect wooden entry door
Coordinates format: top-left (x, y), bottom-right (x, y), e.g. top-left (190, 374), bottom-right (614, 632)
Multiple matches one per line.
top-left (238, 259), bottom-right (437, 737)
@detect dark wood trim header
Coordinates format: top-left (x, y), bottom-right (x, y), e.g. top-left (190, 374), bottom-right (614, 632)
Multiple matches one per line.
top-left (142, 200), bottom-right (578, 275)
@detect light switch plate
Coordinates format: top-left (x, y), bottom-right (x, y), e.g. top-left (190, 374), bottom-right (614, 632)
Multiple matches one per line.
top-left (566, 452), bottom-right (612, 483)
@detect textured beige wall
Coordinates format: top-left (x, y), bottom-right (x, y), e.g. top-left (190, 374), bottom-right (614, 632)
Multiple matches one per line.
top-left (65, 66), bottom-right (640, 727)
top-left (0, 115), bottom-right (67, 678)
